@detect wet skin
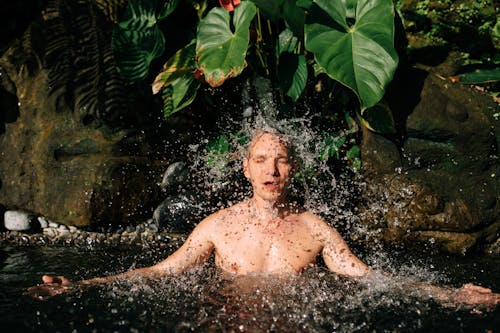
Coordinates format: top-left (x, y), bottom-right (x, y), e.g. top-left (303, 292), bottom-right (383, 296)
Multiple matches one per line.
top-left (27, 133), bottom-right (500, 308)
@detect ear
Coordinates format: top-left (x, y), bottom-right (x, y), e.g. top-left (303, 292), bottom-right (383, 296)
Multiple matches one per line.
top-left (243, 157), bottom-right (250, 179)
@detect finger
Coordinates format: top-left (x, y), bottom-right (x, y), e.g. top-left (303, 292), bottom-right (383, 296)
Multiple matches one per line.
top-left (463, 284), bottom-right (492, 293)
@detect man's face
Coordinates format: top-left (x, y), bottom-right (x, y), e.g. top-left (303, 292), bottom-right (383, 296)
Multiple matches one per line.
top-left (243, 133), bottom-right (293, 202)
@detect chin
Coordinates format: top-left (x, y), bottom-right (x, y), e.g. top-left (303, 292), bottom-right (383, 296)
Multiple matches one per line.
top-left (262, 192), bottom-right (285, 202)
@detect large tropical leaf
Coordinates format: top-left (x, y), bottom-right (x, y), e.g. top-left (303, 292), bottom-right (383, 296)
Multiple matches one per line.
top-left (196, 1), bottom-right (257, 87)
top-left (250, 0), bottom-right (304, 38)
top-left (159, 0), bottom-right (180, 20)
top-left (305, 0), bottom-right (398, 110)
top-left (282, 0), bottom-right (305, 40)
top-left (152, 40), bottom-right (196, 94)
top-left (277, 29), bottom-right (307, 101)
top-left (113, 26), bottom-right (165, 81)
top-left (112, 0), bottom-right (180, 81)
top-left (249, 0), bottom-right (283, 21)
top-left (162, 75), bottom-right (200, 118)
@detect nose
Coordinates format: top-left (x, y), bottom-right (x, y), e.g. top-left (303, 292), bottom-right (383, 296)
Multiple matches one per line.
top-left (264, 159), bottom-right (280, 176)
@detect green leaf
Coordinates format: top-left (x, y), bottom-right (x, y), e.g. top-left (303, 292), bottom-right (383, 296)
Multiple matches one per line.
top-left (152, 41), bottom-right (196, 94)
top-left (320, 132), bottom-right (346, 161)
top-left (112, 0), bottom-right (167, 81)
top-left (162, 75), bottom-right (200, 118)
top-left (305, 0), bottom-right (399, 109)
top-left (457, 67), bottom-right (500, 84)
top-left (346, 145), bottom-right (360, 159)
top-left (249, 0), bottom-right (283, 21)
top-left (206, 135), bottom-right (230, 172)
top-left (113, 26), bottom-right (165, 81)
top-left (117, 0), bottom-right (158, 30)
top-left (278, 53), bottom-right (307, 101)
top-left (196, 2), bottom-right (257, 87)
top-left (158, 0), bottom-right (180, 20)
top-left (276, 28), bottom-right (307, 101)
top-left (282, 0), bottom-right (306, 39)
top-left (296, 0), bottom-right (313, 10)
top-left (359, 101), bottom-right (395, 133)
top-left (276, 28), bottom-right (298, 56)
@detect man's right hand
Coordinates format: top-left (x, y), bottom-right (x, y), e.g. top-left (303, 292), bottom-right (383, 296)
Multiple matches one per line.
top-left (24, 275), bottom-right (75, 300)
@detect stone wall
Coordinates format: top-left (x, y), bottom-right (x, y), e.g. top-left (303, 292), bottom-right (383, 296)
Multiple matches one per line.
top-left (361, 60), bottom-right (499, 254)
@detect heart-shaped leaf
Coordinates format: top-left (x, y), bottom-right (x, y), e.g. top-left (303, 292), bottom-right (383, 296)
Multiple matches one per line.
top-left (305, 0), bottom-right (398, 109)
top-left (196, 1), bottom-right (257, 87)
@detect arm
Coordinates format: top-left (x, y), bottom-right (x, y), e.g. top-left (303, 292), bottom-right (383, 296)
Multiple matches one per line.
top-left (400, 278), bottom-right (500, 310)
top-left (313, 215), bottom-right (499, 309)
top-left (322, 232), bottom-right (370, 277)
top-left (26, 216), bottom-right (216, 300)
top-left (309, 215), bottom-right (370, 278)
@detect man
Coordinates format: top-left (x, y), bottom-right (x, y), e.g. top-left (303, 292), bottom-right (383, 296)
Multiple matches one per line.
top-left (27, 129), bottom-right (500, 307)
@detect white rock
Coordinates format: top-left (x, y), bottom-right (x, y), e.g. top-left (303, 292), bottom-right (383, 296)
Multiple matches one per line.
top-left (43, 227), bottom-right (57, 238)
top-left (48, 221), bottom-right (59, 228)
top-left (4, 210), bottom-right (34, 231)
top-left (37, 216), bottom-right (49, 228)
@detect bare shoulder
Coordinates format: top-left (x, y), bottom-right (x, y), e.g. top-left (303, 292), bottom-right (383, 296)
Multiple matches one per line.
top-left (300, 211), bottom-right (342, 241)
top-left (300, 211), bottom-right (332, 230)
top-left (194, 200), bottom-right (248, 229)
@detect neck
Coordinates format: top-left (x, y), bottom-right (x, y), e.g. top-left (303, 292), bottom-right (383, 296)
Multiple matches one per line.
top-left (249, 196), bottom-right (288, 219)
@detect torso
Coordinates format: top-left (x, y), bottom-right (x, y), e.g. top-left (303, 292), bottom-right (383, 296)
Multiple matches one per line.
top-left (209, 201), bottom-right (324, 275)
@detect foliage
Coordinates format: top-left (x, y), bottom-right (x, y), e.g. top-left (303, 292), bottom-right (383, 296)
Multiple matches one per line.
top-left (112, 0), bottom-right (400, 132)
top-left (112, 0), bottom-right (178, 81)
top-left (395, 0), bottom-right (499, 98)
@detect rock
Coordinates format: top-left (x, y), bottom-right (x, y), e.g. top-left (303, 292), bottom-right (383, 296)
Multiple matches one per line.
top-left (146, 222), bottom-right (159, 233)
top-left (361, 58), bottom-right (499, 253)
top-left (410, 231), bottom-right (478, 255)
top-left (0, 0), bottom-right (198, 229)
top-left (4, 210), bottom-right (36, 231)
top-left (161, 162), bottom-right (189, 192)
top-left (37, 216), bottom-right (48, 228)
top-left (43, 228), bottom-right (57, 238)
top-left (153, 195), bottom-right (200, 233)
top-left (48, 221), bottom-right (59, 228)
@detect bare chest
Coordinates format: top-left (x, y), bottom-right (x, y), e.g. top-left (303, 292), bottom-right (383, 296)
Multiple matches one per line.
top-left (213, 221), bottom-right (322, 274)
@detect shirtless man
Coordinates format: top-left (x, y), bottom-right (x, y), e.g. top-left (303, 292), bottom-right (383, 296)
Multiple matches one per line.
top-left (27, 129), bottom-right (500, 307)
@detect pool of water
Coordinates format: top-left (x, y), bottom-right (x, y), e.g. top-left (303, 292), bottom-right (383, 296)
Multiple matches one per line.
top-left (1, 244), bottom-right (499, 332)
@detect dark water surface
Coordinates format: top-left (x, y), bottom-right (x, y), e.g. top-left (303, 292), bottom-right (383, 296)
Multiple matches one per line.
top-left (1, 244), bottom-right (499, 332)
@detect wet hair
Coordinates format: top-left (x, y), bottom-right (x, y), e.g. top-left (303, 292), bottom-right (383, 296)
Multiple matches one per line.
top-left (246, 127), bottom-right (294, 161)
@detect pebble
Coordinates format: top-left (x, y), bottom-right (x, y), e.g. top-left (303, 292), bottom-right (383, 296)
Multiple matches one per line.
top-left (48, 221), bottom-right (59, 228)
top-left (37, 217), bottom-right (49, 229)
top-left (0, 217), bottom-right (187, 249)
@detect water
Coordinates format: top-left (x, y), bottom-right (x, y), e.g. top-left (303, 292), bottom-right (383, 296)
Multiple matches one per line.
top-left (1, 244), bottom-right (499, 332)
top-left (2, 79), bottom-right (498, 332)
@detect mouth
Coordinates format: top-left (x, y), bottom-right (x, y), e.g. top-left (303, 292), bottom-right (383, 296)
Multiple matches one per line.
top-left (263, 181), bottom-right (280, 191)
